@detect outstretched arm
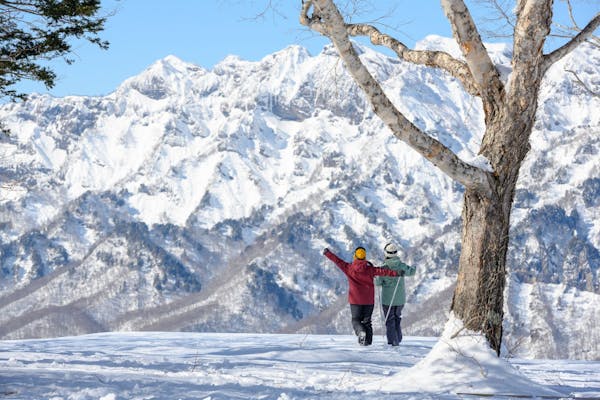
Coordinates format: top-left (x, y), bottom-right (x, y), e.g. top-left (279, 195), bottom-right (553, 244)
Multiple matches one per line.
top-left (401, 262), bottom-right (416, 277)
top-left (373, 266), bottom-right (398, 277)
top-left (323, 248), bottom-right (350, 274)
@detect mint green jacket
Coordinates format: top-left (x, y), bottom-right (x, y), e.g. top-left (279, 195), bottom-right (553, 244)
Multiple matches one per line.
top-left (374, 256), bottom-right (416, 306)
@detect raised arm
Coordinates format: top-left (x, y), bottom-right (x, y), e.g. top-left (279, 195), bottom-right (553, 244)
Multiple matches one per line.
top-left (372, 266), bottom-right (398, 278)
top-left (400, 262), bottom-right (416, 277)
top-left (323, 248), bottom-right (350, 274)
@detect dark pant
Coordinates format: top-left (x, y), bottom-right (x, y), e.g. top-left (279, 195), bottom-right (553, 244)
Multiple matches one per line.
top-left (382, 304), bottom-right (404, 346)
top-left (350, 304), bottom-right (374, 345)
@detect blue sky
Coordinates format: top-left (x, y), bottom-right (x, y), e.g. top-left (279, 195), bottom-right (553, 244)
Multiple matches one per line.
top-left (10, 0), bottom-right (600, 99)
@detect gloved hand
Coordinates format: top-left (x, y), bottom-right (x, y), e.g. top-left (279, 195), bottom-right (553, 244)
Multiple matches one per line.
top-left (323, 248), bottom-right (329, 255)
top-left (399, 270), bottom-right (405, 277)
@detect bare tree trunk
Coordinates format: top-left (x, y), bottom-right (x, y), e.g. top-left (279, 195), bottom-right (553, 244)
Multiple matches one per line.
top-left (452, 116), bottom-right (533, 354)
top-left (453, 188), bottom-right (508, 353)
top-left (454, 101), bottom-right (539, 354)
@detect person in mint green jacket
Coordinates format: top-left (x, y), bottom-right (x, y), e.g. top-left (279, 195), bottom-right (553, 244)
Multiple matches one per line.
top-left (374, 242), bottom-right (416, 346)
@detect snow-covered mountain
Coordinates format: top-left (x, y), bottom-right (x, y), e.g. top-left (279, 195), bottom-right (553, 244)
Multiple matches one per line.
top-left (0, 35), bottom-right (598, 360)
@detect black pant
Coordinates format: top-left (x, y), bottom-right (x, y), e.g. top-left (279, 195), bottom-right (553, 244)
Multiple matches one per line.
top-left (382, 304), bottom-right (404, 346)
top-left (350, 304), bottom-right (374, 345)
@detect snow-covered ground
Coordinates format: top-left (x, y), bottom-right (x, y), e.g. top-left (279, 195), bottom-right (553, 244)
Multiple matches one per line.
top-left (1, 327), bottom-right (599, 399)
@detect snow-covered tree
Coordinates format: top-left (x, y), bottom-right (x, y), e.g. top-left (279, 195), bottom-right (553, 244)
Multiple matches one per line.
top-left (300, 0), bottom-right (600, 355)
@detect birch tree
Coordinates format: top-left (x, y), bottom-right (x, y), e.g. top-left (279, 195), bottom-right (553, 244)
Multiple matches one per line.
top-left (300, 0), bottom-right (600, 355)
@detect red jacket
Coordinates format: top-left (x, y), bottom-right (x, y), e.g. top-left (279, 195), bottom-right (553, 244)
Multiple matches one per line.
top-left (324, 249), bottom-right (398, 305)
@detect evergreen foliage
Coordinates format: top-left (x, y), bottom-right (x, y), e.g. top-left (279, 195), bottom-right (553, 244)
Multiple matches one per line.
top-left (0, 0), bottom-right (108, 100)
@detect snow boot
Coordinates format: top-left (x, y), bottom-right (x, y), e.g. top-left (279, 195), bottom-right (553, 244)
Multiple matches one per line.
top-left (358, 331), bottom-right (367, 346)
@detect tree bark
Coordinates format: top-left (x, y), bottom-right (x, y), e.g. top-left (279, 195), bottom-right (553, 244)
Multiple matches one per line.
top-left (453, 91), bottom-right (542, 354)
top-left (452, 187), bottom-right (509, 353)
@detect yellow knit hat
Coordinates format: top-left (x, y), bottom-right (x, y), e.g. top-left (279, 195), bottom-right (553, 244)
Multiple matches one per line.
top-left (354, 247), bottom-right (366, 260)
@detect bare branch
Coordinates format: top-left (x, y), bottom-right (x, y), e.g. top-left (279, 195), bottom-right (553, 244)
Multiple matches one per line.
top-left (301, 1), bottom-right (480, 96)
top-left (487, 0), bottom-right (515, 30)
top-left (0, 1), bottom-right (45, 16)
top-left (345, 23), bottom-right (481, 96)
top-left (566, 69), bottom-right (600, 98)
top-left (441, 0), bottom-right (505, 113)
top-left (300, 0), bottom-right (492, 194)
top-left (300, 1), bottom-right (322, 32)
top-left (551, 28), bottom-right (600, 48)
top-left (551, 0), bottom-right (599, 48)
top-left (564, 0), bottom-right (577, 27)
top-left (543, 13), bottom-right (600, 72)
top-left (474, 0), bottom-right (516, 39)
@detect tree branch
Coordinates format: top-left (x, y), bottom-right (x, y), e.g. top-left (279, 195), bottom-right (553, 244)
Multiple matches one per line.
top-left (543, 13), bottom-right (600, 73)
top-left (300, 1), bottom-right (480, 96)
top-left (565, 69), bottom-right (600, 98)
top-left (345, 23), bottom-right (481, 97)
top-left (0, 1), bottom-right (44, 16)
top-left (300, 0), bottom-right (492, 194)
top-left (440, 0), bottom-right (505, 116)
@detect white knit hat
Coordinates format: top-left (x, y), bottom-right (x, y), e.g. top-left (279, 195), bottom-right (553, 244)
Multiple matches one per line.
top-left (384, 242), bottom-right (398, 258)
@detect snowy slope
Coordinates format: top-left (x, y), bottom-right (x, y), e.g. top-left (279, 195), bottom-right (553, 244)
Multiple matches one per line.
top-left (1, 329), bottom-right (599, 399)
top-left (0, 36), bottom-right (598, 359)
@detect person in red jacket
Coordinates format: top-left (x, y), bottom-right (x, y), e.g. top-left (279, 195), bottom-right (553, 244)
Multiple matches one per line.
top-left (323, 246), bottom-right (399, 346)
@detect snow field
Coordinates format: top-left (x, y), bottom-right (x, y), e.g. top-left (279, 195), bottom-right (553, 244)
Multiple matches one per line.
top-left (1, 330), bottom-right (599, 400)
